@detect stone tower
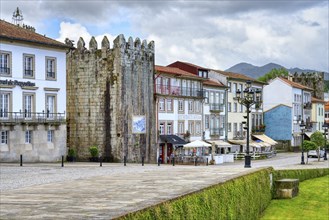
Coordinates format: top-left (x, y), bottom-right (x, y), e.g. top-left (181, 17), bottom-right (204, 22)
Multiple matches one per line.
top-left (66, 35), bottom-right (156, 163)
top-left (292, 72), bottom-right (324, 99)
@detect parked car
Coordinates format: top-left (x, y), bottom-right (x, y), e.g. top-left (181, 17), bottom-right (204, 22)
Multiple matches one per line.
top-left (308, 149), bottom-right (325, 158)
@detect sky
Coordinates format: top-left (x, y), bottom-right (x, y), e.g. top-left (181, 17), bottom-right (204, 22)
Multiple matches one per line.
top-left (1, 0), bottom-right (328, 72)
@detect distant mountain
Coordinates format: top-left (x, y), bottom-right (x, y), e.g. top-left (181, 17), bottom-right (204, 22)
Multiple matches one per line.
top-left (225, 62), bottom-right (328, 80)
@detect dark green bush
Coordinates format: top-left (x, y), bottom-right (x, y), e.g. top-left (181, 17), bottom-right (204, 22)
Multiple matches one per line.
top-left (89, 146), bottom-right (99, 157)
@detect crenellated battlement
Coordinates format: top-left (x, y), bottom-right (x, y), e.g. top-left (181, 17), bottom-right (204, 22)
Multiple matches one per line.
top-left (66, 34), bottom-right (156, 163)
top-left (69, 35), bottom-right (154, 54)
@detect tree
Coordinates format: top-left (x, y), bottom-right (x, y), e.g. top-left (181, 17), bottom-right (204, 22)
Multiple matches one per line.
top-left (302, 140), bottom-right (317, 164)
top-left (258, 68), bottom-right (289, 83)
top-left (310, 131), bottom-right (325, 161)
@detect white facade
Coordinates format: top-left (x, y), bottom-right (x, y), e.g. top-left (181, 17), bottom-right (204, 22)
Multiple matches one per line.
top-left (209, 70), bottom-right (264, 150)
top-left (0, 31), bottom-right (67, 162)
top-left (203, 85), bottom-right (226, 141)
top-left (311, 99), bottom-right (325, 132)
top-left (263, 77), bottom-right (313, 147)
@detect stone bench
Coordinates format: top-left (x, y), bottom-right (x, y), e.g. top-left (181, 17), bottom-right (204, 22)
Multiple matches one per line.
top-left (275, 179), bottom-right (299, 199)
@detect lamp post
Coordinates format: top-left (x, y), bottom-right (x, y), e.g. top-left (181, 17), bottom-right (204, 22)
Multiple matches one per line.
top-left (300, 120), bottom-right (305, 165)
top-left (235, 80), bottom-right (262, 168)
top-left (322, 123), bottom-right (328, 161)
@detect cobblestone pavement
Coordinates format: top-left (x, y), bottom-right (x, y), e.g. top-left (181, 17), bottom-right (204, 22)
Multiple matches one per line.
top-left (0, 153), bottom-right (328, 219)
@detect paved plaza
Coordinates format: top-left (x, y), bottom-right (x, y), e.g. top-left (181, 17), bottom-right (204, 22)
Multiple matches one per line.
top-left (0, 153), bottom-right (328, 219)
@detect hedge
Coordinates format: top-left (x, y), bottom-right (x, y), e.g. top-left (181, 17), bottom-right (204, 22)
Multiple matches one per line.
top-left (271, 168), bottom-right (329, 197)
top-left (115, 168), bottom-right (329, 220)
top-left (272, 168), bottom-right (329, 182)
top-left (117, 168), bottom-right (273, 220)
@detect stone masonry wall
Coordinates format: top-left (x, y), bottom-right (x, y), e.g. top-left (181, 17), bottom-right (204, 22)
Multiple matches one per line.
top-left (66, 35), bottom-right (156, 162)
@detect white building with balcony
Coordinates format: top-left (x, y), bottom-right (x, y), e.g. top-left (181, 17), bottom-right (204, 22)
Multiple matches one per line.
top-left (209, 70), bottom-right (266, 153)
top-left (0, 20), bottom-right (70, 162)
top-left (155, 65), bottom-right (204, 163)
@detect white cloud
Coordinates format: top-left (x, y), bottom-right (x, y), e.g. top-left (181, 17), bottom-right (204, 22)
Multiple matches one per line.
top-left (2, 1), bottom-right (327, 72)
top-left (57, 22), bottom-right (116, 49)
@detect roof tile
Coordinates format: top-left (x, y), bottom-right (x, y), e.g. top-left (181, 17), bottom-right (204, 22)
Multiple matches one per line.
top-left (0, 20), bottom-right (70, 49)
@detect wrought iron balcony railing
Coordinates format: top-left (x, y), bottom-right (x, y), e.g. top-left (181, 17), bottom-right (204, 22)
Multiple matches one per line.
top-left (155, 84), bottom-right (204, 98)
top-left (24, 69), bottom-right (34, 77)
top-left (209, 128), bottom-right (220, 136)
top-left (0, 111), bottom-right (65, 124)
top-left (0, 67), bottom-right (10, 75)
top-left (209, 103), bottom-right (224, 112)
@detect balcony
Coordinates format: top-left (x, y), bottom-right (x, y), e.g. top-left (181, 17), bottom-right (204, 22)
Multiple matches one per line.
top-left (252, 124), bottom-right (266, 134)
top-left (209, 128), bottom-right (221, 136)
top-left (0, 111), bottom-right (65, 126)
top-left (0, 67), bottom-right (10, 75)
top-left (209, 103), bottom-right (224, 112)
top-left (155, 84), bottom-right (204, 98)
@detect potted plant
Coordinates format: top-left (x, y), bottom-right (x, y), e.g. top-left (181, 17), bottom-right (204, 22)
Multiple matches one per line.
top-left (67, 148), bottom-right (76, 162)
top-left (89, 145), bottom-right (99, 162)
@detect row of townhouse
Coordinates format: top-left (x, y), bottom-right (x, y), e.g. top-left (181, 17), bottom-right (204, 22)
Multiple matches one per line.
top-left (155, 61), bottom-right (275, 163)
top-left (155, 61), bottom-right (327, 163)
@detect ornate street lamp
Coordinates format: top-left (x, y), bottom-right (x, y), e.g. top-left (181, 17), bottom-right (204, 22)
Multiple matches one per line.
top-left (322, 122), bottom-right (328, 161)
top-left (235, 80), bottom-right (262, 168)
top-left (300, 120), bottom-right (305, 165)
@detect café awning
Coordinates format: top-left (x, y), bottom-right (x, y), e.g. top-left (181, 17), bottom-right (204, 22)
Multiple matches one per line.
top-left (228, 139), bottom-right (246, 145)
top-left (252, 134), bottom-right (278, 145)
top-left (211, 140), bottom-right (233, 147)
top-left (304, 132), bottom-right (314, 138)
top-left (183, 140), bottom-right (212, 148)
top-left (159, 135), bottom-right (187, 146)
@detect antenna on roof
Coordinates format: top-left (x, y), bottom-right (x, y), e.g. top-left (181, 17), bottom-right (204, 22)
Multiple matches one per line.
top-left (12, 7), bottom-right (23, 26)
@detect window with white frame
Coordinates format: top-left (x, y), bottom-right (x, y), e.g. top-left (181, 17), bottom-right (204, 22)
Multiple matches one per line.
top-left (0, 51), bottom-right (11, 76)
top-left (167, 122), bottom-right (172, 134)
top-left (178, 100), bottom-right (184, 112)
top-left (215, 92), bottom-right (220, 104)
top-left (195, 121), bottom-right (201, 135)
top-left (228, 123), bottom-right (232, 132)
top-left (166, 99), bottom-right (173, 112)
top-left (159, 122), bottom-right (165, 134)
top-left (233, 103), bottom-right (237, 112)
top-left (46, 57), bottom-right (56, 80)
top-left (232, 83), bottom-right (237, 94)
top-left (209, 92), bottom-right (214, 104)
top-left (227, 82), bottom-right (231, 92)
top-left (188, 121), bottom-right (194, 135)
top-left (220, 92), bottom-right (224, 104)
top-left (205, 115), bottom-right (209, 129)
top-left (220, 115), bottom-right (225, 129)
top-left (239, 83), bottom-right (243, 93)
top-left (178, 121), bottom-right (184, 134)
top-left (159, 98), bottom-right (165, 111)
top-left (195, 101), bottom-right (201, 113)
top-left (23, 93), bottom-right (34, 118)
top-left (188, 100), bottom-right (194, 112)
top-left (240, 103), bottom-right (243, 112)
top-left (1, 130), bottom-right (8, 144)
top-left (47, 130), bottom-right (54, 142)
top-left (25, 130), bottom-right (32, 144)
top-left (23, 54), bottom-right (35, 78)
top-left (0, 92), bottom-right (10, 118)
top-left (46, 95), bottom-right (56, 119)
top-left (228, 102), bottom-right (231, 112)
top-left (204, 91), bottom-right (209, 104)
